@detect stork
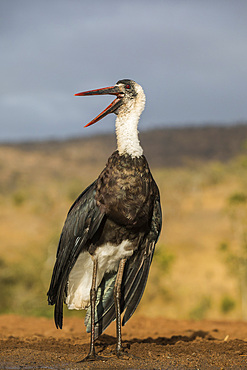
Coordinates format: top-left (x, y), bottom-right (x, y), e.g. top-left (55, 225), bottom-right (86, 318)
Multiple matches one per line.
top-left (47, 79), bottom-right (162, 361)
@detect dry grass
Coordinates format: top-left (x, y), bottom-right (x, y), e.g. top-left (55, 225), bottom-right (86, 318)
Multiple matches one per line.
top-left (0, 142), bottom-right (247, 320)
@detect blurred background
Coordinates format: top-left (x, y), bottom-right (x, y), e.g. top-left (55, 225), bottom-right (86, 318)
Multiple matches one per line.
top-left (1, 0), bottom-right (247, 321)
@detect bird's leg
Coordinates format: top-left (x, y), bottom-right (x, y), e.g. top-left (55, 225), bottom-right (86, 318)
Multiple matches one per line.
top-left (114, 257), bottom-right (127, 357)
top-left (88, 257), bottom-right (97, 358)
top-left (113, 258), bottom-right (141, 360)
top-left (79, 257), bottom-right (104, 362)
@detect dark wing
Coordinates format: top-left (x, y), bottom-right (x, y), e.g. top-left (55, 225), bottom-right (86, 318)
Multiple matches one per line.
top-left (47, 180), bottom-right (105, 329)
top-left (85, 188), bottom-right (162, 339)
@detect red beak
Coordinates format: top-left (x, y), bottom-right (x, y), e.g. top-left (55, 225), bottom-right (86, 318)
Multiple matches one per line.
top-left (75, 85), bottom-right (124, 127)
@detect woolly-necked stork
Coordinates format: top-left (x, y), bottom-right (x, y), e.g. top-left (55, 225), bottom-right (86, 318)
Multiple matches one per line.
top-left (47, 79), bottom-right (162, 361)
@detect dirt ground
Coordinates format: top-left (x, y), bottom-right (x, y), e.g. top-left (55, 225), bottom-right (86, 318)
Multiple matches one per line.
top-left (1, 315), bottom-right (247, 369)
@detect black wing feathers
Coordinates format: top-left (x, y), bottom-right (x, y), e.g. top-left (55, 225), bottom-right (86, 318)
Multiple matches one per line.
top-left (47, 181), bottom-right (105, 329)
top-left (88, 191), bottom-right (162, 339)
top-left (121, 195), bottom-right (162, 326)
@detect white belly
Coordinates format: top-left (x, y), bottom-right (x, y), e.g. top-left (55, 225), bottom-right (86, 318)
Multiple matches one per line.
top-left (66, 240), bottom-right (134, 310)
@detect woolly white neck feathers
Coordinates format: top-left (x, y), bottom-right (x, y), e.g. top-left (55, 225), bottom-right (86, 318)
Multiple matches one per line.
top-left (115, 83), bottom-right (146, 158)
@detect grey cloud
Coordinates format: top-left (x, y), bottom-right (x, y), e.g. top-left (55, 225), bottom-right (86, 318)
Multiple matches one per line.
top-left (1, 0), bottom-right (247, 141)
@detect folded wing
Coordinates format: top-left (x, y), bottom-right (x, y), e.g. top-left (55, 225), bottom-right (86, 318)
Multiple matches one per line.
top-left (47, 181), bottom-right (105, 329)
top-left (85, 190), bottom-right (162, 339)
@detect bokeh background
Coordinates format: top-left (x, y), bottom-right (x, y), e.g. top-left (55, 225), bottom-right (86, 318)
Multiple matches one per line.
top-left (1, 0), bottom-right (247, 321)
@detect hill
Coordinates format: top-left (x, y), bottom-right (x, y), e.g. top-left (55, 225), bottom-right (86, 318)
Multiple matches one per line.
top-left (4, 123), bottom-right (247, 168)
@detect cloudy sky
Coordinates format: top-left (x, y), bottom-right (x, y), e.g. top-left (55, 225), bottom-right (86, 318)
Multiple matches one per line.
top-left (1, 1), bottom-right (247, 141)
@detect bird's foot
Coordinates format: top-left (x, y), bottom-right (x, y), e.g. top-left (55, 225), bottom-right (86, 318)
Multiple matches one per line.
top-left (112, 347), bottom-right (140, 360)
top-left (116, 349), bottom-right (131, 360)
top-left (77, 350), bottom-right (108, 362)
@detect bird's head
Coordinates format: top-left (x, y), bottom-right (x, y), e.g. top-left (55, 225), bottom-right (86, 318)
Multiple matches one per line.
top-left (75, 79), bottom-right (146, 127)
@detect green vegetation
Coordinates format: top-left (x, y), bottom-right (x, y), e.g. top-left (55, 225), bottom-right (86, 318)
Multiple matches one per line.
top-left (189, 296), bottom-right (212, 320)
top-left (0, 143), bottom-right (247, 320)
top-left (219, 187), bottom-right (247, 319)
top-left (220, 295), bottom-right (236, 314)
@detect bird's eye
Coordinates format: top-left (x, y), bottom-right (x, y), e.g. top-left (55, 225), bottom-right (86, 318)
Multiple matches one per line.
top-left (126, 84), bottom-right (130, 89)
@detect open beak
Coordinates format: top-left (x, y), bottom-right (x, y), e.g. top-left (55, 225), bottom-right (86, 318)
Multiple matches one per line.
top-left (75, 85), bottom-right (124, 127)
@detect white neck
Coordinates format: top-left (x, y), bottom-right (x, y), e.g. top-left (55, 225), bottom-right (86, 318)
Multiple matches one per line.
top-left (115, 112), bottom-right (143, 157)
top-left (115, 84), bottom-right (146, 158)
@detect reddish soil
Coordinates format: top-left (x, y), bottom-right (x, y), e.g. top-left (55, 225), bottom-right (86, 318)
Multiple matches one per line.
top-left (1, 314), bottom-right (247, 369)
